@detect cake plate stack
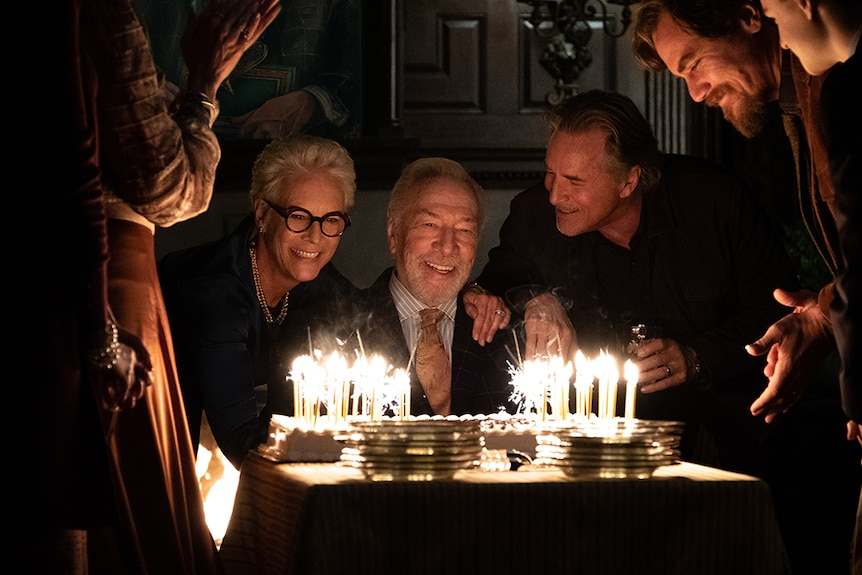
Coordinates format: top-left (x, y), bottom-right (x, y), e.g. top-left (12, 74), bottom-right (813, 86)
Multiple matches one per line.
top-left (336, 419), bottom-right (484, 481)
top-left (534, 418), bottom-right (684, 479)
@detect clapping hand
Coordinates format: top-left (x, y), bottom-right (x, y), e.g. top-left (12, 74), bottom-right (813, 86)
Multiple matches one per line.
top-left (746, 288), bottom-right (835, 423)
top-left (182, 0), bottom-right (282, 98)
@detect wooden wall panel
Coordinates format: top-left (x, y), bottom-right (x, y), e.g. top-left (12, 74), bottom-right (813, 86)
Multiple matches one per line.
top-left (404, 15), bottom-right (485, 110)
top-left (399, 0), bottom-right (638, 150)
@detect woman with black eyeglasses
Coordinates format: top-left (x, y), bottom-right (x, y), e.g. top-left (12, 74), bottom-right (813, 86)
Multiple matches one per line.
top-left (158, 135), bottom-right (360, 470)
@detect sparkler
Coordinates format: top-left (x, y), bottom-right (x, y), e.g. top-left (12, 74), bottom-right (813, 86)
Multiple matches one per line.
top-left (507, 349), bottom-right (639, 422)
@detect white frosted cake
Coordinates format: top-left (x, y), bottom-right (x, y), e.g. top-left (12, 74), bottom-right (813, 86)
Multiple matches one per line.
top-left (477, 413), bottom-right (540, 458)
top-left (258, 414), bottom-right (345, 462)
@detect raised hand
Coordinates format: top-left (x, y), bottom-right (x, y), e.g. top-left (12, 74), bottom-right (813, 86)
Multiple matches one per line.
top-left (747, 288), bottom-right (835, 423)
top-left (182, 0), bottom-right (282, 99)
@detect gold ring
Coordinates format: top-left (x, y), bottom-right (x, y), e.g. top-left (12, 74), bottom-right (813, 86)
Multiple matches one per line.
top-left (664, 365), bottom-right (671, 378)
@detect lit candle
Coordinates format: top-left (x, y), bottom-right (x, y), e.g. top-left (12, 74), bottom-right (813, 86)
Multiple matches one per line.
top-left (574, 350), bottom-right (593, 418)
top-left (323, 351), bottom-right (345, 426)
top-left (520, 359), bottom-right (545, 421)
top-left (349, 353), bottom-right (365, 419)
top-left (606, 356), bottom-right (619, 419)
top-left (595, 351), bottom-right (620, 419)
top-left (310, 350), bottom-right (326, 427)
top-left (595, 352), bottom-right (608, 419)
top-left (543, 355), bottom-right (572, 421)
top-left (555, 357), bottom-right (573, 421)
top-left (393, 367), bottom-right (410, 420)
top-left (290, 354), bottom-right (317, 421)
top-left (624, 359), bottom-right (639, 420)
top-left (368, 354), bottom-right (388, 421)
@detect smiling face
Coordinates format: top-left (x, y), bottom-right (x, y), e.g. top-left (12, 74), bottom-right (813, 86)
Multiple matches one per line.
top-left (256, 170), bottom-right (346, 293)
top-left (388, 177), bottom-right (479, 308)
top-left (544, 129), bottom-right (639, 243)
top-left (651, 8), bottom-right (780, 138)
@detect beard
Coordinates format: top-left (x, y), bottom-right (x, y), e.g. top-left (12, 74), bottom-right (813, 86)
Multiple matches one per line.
top-left (399, 258), bottom-right (471, 308)
top-left (707, 88), bottom-right (772, 139)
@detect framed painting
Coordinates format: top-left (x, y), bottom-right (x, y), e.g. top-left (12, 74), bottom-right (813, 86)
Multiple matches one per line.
top-left (136, 0), bottom-right (362, 142)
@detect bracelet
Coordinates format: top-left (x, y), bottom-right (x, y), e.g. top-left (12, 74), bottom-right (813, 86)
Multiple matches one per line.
top-left (176, 91), bottom-right (220, 127)
top-left (90, 321), bottom-right (121, 371)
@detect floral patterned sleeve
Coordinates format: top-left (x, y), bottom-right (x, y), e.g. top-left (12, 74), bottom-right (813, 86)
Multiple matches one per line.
top-left (82, 0), bottom-right (220, 227)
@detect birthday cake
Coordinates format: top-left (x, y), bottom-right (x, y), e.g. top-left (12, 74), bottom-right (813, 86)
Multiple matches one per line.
top-left (258, 414), bottom-right (345, 462)
top-left (477, 413), bottom-right (541, 458)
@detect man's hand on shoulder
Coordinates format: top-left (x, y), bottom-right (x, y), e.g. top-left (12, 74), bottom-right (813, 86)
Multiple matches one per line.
top-left (462, 283), bottom-right (510, 346)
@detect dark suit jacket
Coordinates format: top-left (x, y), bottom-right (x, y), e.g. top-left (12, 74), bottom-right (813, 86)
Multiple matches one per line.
top-left (822, 42), bottom-right (861, 422)
top-left (356, 268), bottom-right (516, 417)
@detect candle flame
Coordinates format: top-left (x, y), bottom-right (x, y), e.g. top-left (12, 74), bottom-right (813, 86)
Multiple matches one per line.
top-left (624, 359), bottom-right (638, 383)
top-left (289, 349), bottom-right (412, 426)
top-left (624, 359), bottom-right (639, 420)
top-left (507, 349), bottom-right (632, 421)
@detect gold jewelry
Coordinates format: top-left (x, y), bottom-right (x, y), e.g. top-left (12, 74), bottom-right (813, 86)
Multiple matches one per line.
top-left (250, 246), bottom-right (289, 325)
top-left (174, 91), bottom-right (220, 127)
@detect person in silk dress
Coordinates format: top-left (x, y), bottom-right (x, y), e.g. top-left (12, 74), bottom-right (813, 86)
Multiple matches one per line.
top-left (45, 0), bottom-right (279, 573)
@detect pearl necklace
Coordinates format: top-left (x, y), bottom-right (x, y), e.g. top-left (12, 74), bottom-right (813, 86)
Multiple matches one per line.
top-left (249, 246), bottom-right (289, 325)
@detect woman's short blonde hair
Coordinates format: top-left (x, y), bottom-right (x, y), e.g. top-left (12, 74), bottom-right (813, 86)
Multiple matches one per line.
top-left (250, 134), bottom-right (357, 209)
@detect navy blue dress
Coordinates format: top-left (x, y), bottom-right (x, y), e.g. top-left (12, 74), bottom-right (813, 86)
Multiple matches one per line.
top-left (159, 215), bottom-right (360, 468)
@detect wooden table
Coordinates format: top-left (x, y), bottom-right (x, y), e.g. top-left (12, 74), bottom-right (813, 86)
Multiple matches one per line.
top-left (219, 452), bottom-right (790, 575)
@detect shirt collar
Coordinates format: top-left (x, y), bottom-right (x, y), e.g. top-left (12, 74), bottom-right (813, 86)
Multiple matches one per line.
top-left (389, 271), bottom-right (457, 322)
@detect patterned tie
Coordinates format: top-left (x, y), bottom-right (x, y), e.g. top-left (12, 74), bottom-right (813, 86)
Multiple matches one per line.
top-left (415, 308), bottom-right (452, 416)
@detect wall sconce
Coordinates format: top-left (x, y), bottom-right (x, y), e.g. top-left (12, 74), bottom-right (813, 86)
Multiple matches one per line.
top-left (520, 0), bottom-right (639, 103)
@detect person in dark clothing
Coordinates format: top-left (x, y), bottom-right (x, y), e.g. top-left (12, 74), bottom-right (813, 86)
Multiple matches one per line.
top-left (477, 90), bottom-right (798, 465)
top-left (631, 0), bottom-right (841, 424)
top-left (474, 88), bottom-right (860, 575)
top-left (159, 135), bottom-right (360, 469)
top-left (757, 0), bottom-right (862, 569)
top-left (761, 0), bottom-right (862, 453)
top-left (631, 3), bottom-right (861, 571)
top-left (355, 157), bottom-right (515, 418)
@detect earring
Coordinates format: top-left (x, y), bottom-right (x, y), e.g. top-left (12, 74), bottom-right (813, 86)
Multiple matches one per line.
top-left (258, 226), bottom-right (264, 234)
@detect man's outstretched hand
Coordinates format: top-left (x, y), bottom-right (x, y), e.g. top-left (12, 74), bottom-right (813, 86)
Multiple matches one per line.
top-left (747, 288), bottom-right (835, 423)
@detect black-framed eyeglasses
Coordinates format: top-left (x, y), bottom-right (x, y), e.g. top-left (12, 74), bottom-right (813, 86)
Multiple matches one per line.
top-left (264, 200), bottom-right (351, 238)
